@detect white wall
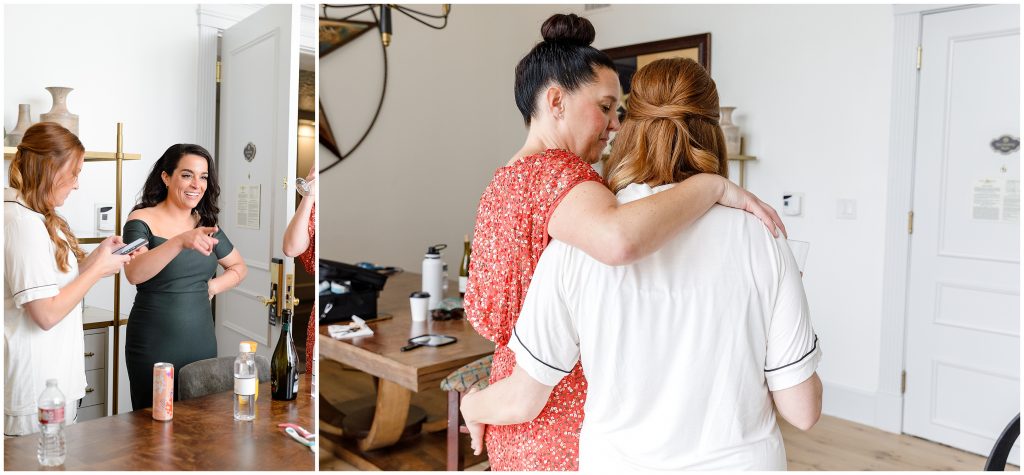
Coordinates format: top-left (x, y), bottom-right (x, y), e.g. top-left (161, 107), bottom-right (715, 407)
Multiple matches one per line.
top-left (323, 4), bottom-right (895, 428)
top-left (583, 3), bottom-right (895, 428)
top-left (4, 4), bottom-right (200, 317)
top-left (320, 4), bottom-right (566, 270)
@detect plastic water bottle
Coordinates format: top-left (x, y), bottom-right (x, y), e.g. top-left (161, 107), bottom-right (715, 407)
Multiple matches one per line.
top-left (234, 342), bottom-right (257, 421)
top-left (37, 379), bottom-right (66, 466)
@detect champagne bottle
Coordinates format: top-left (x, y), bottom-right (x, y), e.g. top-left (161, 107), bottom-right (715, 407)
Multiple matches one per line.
top-left (271, 278), bottom-right (299, 401)
top-left (459, 235), bottom-right (471, 298)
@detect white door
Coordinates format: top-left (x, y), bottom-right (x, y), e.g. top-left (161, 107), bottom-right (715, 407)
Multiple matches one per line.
top-left (904, 4), bottom-right (1020, 464)
top-left (215, 4), bottom-right (300, 362)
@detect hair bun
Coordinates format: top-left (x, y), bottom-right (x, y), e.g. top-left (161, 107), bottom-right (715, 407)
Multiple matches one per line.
top-left (541, 13), bottom-right (596, 46)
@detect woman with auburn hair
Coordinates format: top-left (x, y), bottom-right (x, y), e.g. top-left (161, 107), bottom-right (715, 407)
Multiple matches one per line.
top-left (462, 56), bottom-right (822, 470)
top-left (604, 57), bottom-right (730, 192)
top-left (464, 13), bottom-right (786, 471)
top-left (4, 122), bottom-right (133, 435)
top-left (122, 143), bottom-right (247, 409)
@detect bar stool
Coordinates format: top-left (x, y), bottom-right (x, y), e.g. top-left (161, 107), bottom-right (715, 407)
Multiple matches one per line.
top-left (440, 354), bottom-right (492, 471)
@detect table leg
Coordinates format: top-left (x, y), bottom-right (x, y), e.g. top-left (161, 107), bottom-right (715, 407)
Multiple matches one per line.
top-left (357, 379), bottom-right (412, 451)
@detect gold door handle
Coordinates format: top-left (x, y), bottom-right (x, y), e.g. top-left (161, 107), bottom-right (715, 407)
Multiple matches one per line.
top-left (258, 296), bottom-right (277, 307)
top-left (84, 352), bottom-right (95, 358)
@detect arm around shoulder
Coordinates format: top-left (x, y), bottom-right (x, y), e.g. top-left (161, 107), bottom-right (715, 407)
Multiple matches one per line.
top-left (548, 175), bottom-right (725, 266)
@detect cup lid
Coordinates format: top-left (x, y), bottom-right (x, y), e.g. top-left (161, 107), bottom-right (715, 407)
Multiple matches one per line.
top-left (410, 291), bottom-right (430, 298)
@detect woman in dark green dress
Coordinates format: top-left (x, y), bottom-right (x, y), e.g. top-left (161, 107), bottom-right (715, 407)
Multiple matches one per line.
top-left (122, 144), bottom-right (247, 409)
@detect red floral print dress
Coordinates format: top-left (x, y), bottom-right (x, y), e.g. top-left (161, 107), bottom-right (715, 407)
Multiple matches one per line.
top-left (464, 149), bottom-right (602, 471)
top-left (301, 203), bottom-right (316, 374)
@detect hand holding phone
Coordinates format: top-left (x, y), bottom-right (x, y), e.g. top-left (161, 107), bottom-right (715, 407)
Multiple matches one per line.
top-left (114, 238), bottom-right (148, 255)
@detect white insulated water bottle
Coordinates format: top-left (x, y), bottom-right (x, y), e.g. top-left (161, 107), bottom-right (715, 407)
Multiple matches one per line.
top-left (422, 244), bottom-right (447, 310)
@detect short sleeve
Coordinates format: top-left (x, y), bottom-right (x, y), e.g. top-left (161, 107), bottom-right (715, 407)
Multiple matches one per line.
top-left (123, 219), bottom-right (153, 246)
top-left (298, 203), bottom-right (316, 273)
top-left (764, 238), bottom-right (821, 391)
top-left (542, 154), bottom-right (603, 246)
top-left (507, 243), bottom-right (579, 387)
top-left (212, 227), bottom-right (235, 259)
top-left (5, 216), bottom-right (61, 307)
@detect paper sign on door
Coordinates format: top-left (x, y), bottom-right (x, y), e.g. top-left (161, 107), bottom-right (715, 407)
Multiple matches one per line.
top-left (237, 184), bottom-right (261, 229)
top-left (972, 179), bottom-right (1019, 223)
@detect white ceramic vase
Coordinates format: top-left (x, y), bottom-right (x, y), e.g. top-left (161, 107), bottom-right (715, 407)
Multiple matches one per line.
top-left (40, 87), bottom-right (79, 136)
top-left (720, 106), bottom-right (741, 156)
top-left (5, 104), bottom-right (33, 147)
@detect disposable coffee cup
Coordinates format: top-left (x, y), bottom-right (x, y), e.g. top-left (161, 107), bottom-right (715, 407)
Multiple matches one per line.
top-left (410, 291), bottom-right (430, 322)
top-left (787, 240), bottom-right (810, 273)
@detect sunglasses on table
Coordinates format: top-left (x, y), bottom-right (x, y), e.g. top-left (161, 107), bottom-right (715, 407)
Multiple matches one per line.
top-left (431, 307), bottom-right (464, 321)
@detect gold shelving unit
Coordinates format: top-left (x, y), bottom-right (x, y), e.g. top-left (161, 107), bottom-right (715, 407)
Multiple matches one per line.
top-left (4, 123), bottom-right (140, 414)
top-left (728, 154), bottom-right (757, 188)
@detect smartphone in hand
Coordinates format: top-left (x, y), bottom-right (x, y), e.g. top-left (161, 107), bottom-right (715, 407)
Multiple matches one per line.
top-left (113, 238), bottom-right (148, 255)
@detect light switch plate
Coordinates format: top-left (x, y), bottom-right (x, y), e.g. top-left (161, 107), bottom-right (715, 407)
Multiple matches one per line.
top-left (837, 199), bottom-right (857, 219)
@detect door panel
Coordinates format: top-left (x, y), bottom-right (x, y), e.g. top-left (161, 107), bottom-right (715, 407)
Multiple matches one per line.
top-left (216, 4), bottom-right (299, 360)
top-left (904, 4), bottom-right (1019, 464)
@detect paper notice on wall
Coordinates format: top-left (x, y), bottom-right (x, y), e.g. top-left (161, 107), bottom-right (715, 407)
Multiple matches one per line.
top-left (237, 184), bottom-right (261, 229)
top-left (1002, 179), bottom-right (1019, 223)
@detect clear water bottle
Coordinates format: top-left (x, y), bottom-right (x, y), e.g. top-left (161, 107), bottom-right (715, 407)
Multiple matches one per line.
top-left (234, 342), bottom-right (257, 421)
top-left (37, 379), bottom-right (66, 466)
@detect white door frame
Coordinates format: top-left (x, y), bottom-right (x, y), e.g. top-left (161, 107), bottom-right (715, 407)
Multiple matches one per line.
top-left (195, 4), bottom-right (316, 154)
top-left (876, 3), bottom-right (994, 434)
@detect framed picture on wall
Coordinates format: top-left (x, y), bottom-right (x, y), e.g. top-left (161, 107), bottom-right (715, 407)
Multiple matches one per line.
top-left (319, 19), bottom-right (374, 58)
top-left (602, 33), bottom-right (712, 114)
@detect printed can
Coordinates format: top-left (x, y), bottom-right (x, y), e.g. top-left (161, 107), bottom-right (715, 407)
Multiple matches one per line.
top-left (152, 362), bottom-right (174, 421)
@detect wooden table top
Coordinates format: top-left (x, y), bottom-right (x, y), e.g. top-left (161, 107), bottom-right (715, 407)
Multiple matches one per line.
top-left (319, 272), bottom-right (494, 392)
top-left (4, 375), bottom-right (315, 471)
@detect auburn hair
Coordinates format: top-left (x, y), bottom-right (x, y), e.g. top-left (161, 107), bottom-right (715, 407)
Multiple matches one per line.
top-left (604, 57), bottom-right (728, 193)
top-left (8, 122), bottom-right (86, 272)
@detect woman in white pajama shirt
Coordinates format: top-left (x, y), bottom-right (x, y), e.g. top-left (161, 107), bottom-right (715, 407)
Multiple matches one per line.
top-left (4, 123), bottom-right (133, 435)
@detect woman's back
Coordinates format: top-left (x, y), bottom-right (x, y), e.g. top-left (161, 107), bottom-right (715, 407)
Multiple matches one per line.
top-left (511, 182), bottom-right (819, 470)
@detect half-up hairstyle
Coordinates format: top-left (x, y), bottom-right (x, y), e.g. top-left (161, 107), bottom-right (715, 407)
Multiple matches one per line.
top-left (514, 13), bottom-right (616, 125)
top-left (605, 58), bottom-right (728, 193)
top-left (8, 122), bottom-right (87, 272)
top-left (133, 144), bottom-right (220, 227)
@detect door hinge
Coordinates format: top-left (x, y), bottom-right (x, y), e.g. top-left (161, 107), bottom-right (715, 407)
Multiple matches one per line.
top-left (908, 210), bottom-right (914, 234)
top-left (916, 45), bottom-right (922, 70)
top-left (216, 60), bottom-right (222, 84)
top-left (901, 370), bottom-right (907, 394)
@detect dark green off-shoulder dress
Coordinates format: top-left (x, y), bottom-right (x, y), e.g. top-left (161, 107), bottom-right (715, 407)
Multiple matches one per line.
top-left (123, 219), bottom-right (234, 410)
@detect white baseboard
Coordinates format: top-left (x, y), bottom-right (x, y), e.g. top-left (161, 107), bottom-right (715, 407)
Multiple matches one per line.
top-left (822, 382), bottom-right (903, 433)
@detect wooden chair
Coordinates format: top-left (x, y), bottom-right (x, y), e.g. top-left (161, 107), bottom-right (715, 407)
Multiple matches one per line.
top-left (179, 355), bottom-right (271, 400)
top-left (984, 413), bottom-right (1020, 471)
top-left (439, 354), bottom-right (492, 470)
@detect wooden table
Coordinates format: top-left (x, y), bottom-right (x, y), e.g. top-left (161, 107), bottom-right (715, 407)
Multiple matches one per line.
top-left (4, 375), bottom-right (315, 471)
top-left (319, 272), bottom-right (494, 452)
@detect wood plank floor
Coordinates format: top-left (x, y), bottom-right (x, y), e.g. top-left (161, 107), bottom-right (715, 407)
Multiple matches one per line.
top-left (319, 359), bottom-right (1017, 471)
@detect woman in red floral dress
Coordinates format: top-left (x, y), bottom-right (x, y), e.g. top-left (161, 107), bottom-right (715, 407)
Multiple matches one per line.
top-left (462, 14), bottom-right (786, 471)
top-left (284, 165), bottom-right (316, 374)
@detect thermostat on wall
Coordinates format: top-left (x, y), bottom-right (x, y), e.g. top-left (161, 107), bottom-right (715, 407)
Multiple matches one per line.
top-left (96, 203), bottom-right (114, 232)
top-left (782, 193), bottom-right (803, 217)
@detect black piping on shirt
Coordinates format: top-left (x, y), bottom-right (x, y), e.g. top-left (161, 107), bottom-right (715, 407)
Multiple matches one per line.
top-left (4, 200), bottom-right (37, 213)
top-left (765, 334), bottom-right (819, 373)
top-left (12, 283), bottom-right (58, 297)
top-left (513, 327), bottom-right (572, 374)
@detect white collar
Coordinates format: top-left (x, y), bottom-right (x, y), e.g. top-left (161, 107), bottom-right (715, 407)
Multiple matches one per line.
top-left (4, 188), bottom-right (43, 217)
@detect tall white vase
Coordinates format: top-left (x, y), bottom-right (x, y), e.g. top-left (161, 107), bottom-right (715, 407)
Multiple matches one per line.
top-left (720, 106), bottom-right (741, 156)
top-left (40, 87), bottom-right (79, 136)
top-left (5, 104), bottom-right (33, 146)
